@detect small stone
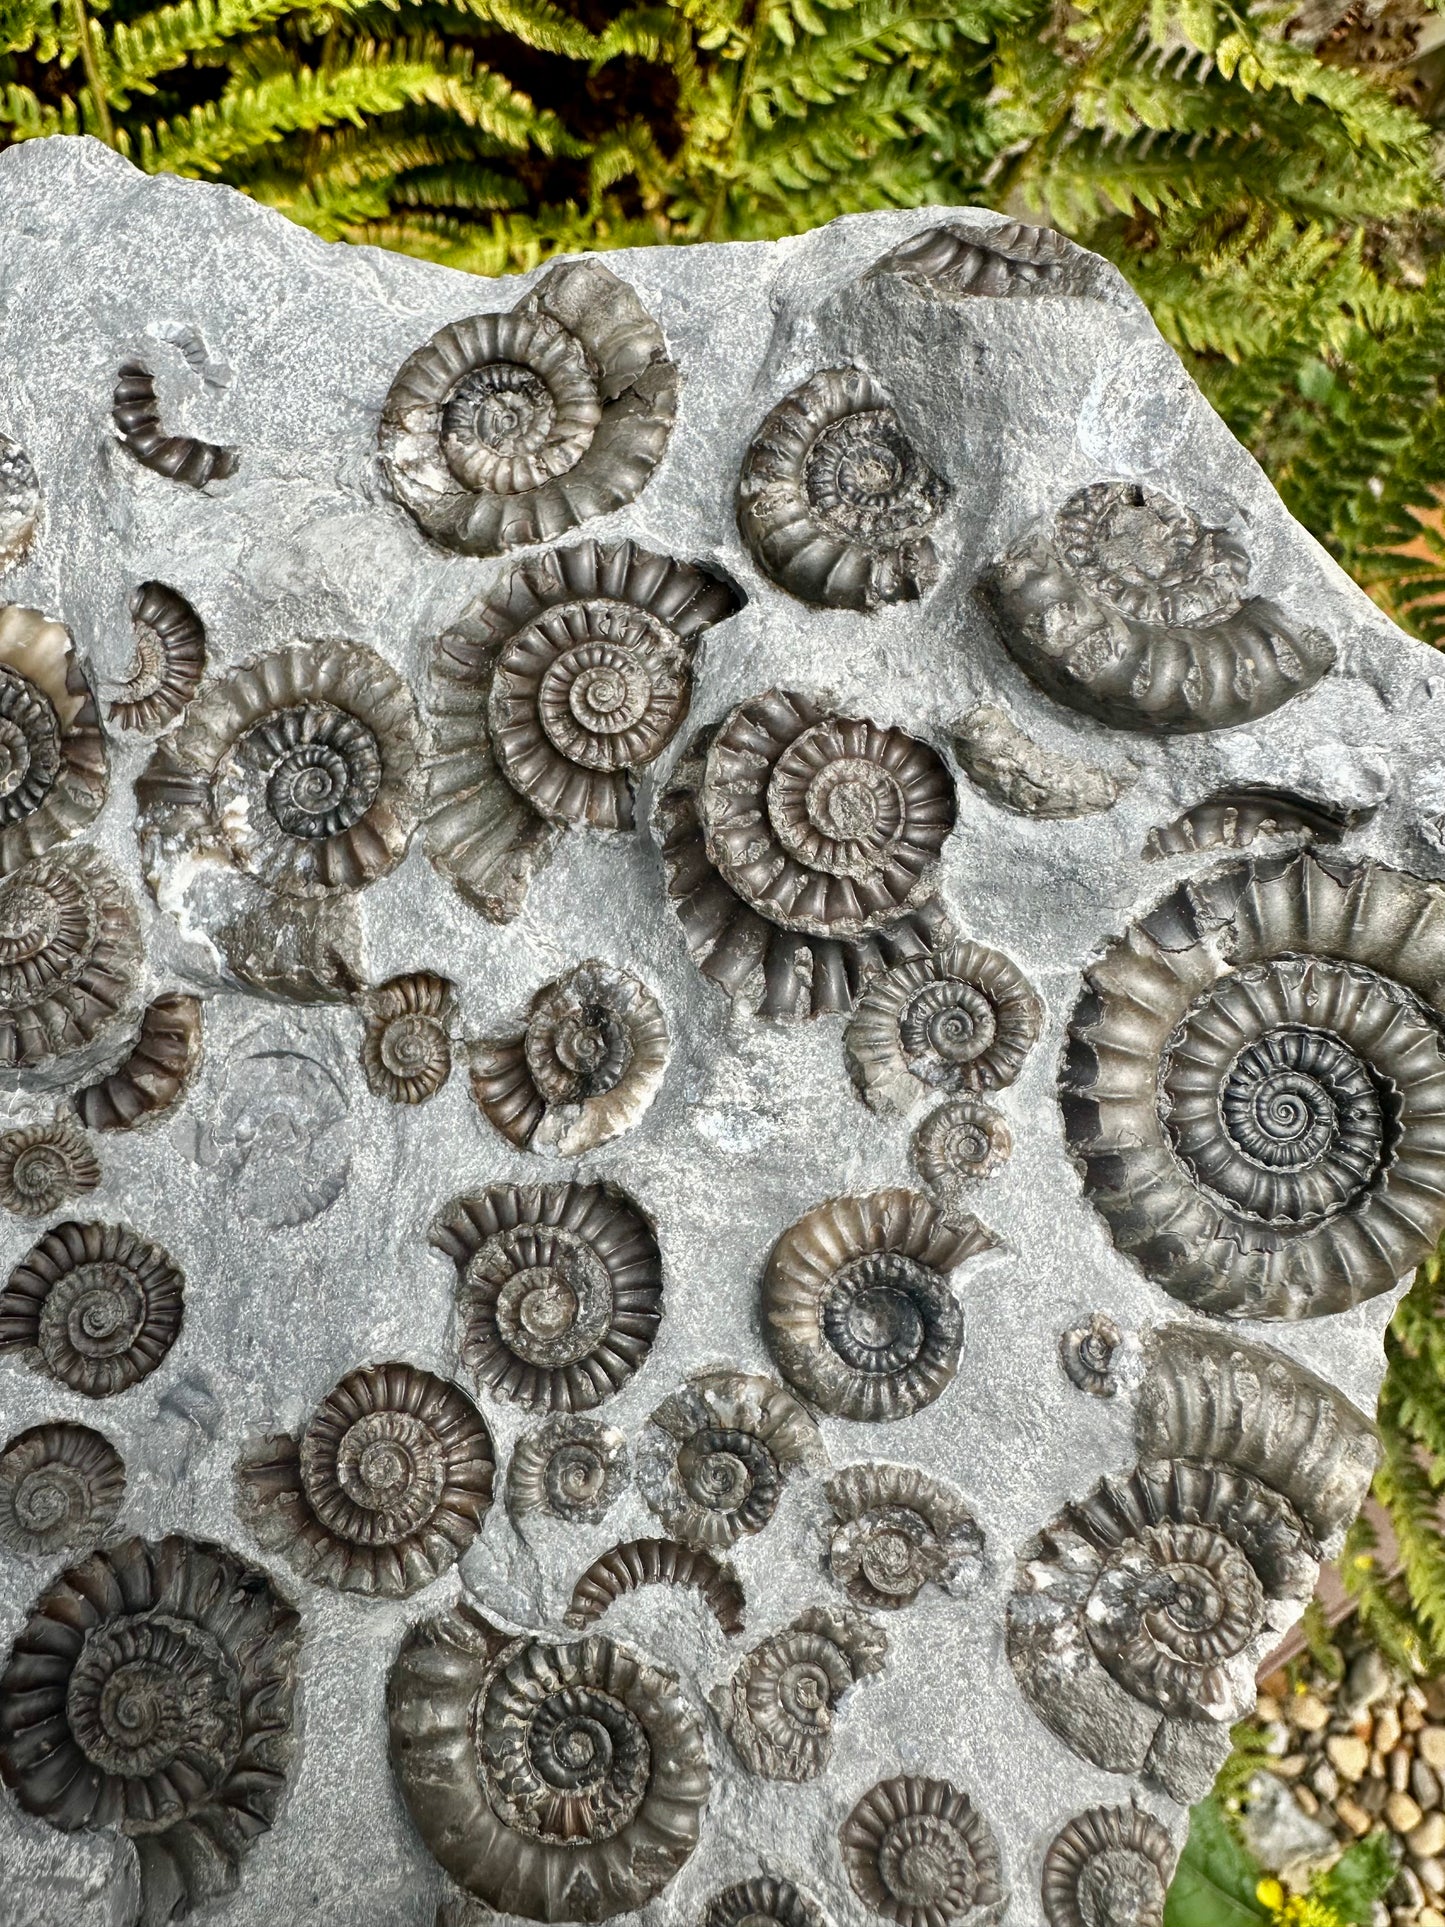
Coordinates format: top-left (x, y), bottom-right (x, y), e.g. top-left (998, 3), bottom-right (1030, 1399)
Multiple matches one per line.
top-left (1422, 1910), bottom-right (1445, 1927)
top-left (1346, 1650), bottom-right (1396, 1715)
top-left (1295, 1694), bottom-right (1332, 1734)
top-left (1295, 1785), bottom-right (1320, 1817)
top-left (1423, 1680), bottom-right (1445, 1720)
top-left (1257, 1694), bottom-right (1282, 1724)
top-left (1312, 1761), bottom-right (1341, 1802)
top-left (1395, 1864), bottom-right (1427, 1909)
top-left (1337, 1796), bottom-right (1373, 1836)
top-left (1388, 1791), bottom-right (1424, 1834)
top-left (1421, 1729), bottom-right (1445, 1774)
top-left (1412, 1815), bottom-right (1445, 1859)
top-left (1407, 1703), bottom-right (1427, 1733)
top-left (1330, 1735), bottom-right (1372, 1782)
top-left (1262, 1669), bottom-right (1291, 1701)
top-left (1379, 1707), bottom-right (1404, 1755)
top-left (1415, 1759), bottom-right (1442, 1810)
top-left (1393, 1747), bottom-right (1414, 1792)
top-left (1419, 1857), bottom-right (1445, 1896)
top-left (1360, 1776), bottom-right (1390, 1817)
top-left (1276, 1754), bottom-right (1307, 1780)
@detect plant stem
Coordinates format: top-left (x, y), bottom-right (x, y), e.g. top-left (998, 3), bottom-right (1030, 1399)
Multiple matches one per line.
top-left (72, 0), bottom-right (115, 146)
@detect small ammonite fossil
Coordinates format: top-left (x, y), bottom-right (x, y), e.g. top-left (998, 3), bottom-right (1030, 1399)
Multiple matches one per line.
top-left (109, 581), bottom-right (207, 731)
top-left (358, 971), bottom-right (455, 1105)
top-left (388, 1600), bottom-right (708, 1919)
top-left (431, 1181), bottom-right (664, 1412)
top-left (0, 1421), bottom-right (124, 1557)
top-left (507, 1414), bottom-right (628, 1525)
top-left (762, 1189), bottom-right (995, 1422)
top-left (845, 940), bottom-right (1042, 1116)
top-left (0, 604), bottom-right (108, 871)
top-left (1142, 786), bottom-right (1364, 862)
top-left (870, 219), bottom-right (1133, 308)
top-left (840, 1775), bottom-right (1007, 1926)
top-left (717, 1604), bottom-right (886, 1781)
top-left (71, 993), bottom-right (204, 1133)
top-left (111, 359), bottom-right (239, 488)
top-left (235, 1360), bottom-right (494, 1598)
top-left (701, 1877), bottom-right (827, 1927)
top-left (637, 1370), bottom-right (825, 1548)
top-left (470, 960), bottom-right (668, 1154)
top-left (737, 367), bottom-right (949, 610)
top-left (564, 1537), bottom-right (746, 1636)
top-left (0, 847), bottom-right (143, 1074)
top-left (0, 433), bottom-right (40, 572)
top-left (0, 1220), bottom-right (184, 1398)
top-left (0, 1111), bottom-right (100, 1216)
top-left (825, 1462), bottom-right (984, 1610)
top-left (1041, 1804), bottom-right (1175, 1927)
top-left (0, 1534), bottom-right (298, 1924)
top-left (379, 260), bottom-right (678, 558)
top-left (913, 1099), bottom-right (1013, 1207)
top-left (1060, 1313), bottom-right (1124, 1397)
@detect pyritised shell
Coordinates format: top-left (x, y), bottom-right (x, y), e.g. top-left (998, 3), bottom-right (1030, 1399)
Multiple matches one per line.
top-left (109, 581), bottom-right (207, 731)
top-left (717, 1605), bottom-right (886, 1781)
top-left (0, 1111), bottom-right (101, 1215)
top-left (954, 704), bottom-right (1132, 820)
top-left (0, 605), bottom-right (108, 871)
top-left (507, 1415), bottom-right (628, 1526)
top-left (840, 1775), bottom-right (1006, 1927)
top-left (1060, 1313), bottom-right (1124, 1398)
top-left (564, 1537), bottom-right (746, 1636)
top-left (871, 219), bottom-right (1133, 308)
top-left (0, 847), bottom-right (143, 1073)
top-left (637, 1371), bottom-right (825, 1548)
top-left (825, 1462), bottom-right (984, 1610)
top-left (72, 993), bottom-right (203, 1133)
top-left (1041, 1804), bottom-right (1175, 1927)
top-left (358, 971), bottom-right (455, 1105)
top-left (0, 1421), bottom-right (124, 1557)
top-left (1142, 786), bottom-right (1364, 861)
top-left (913, 1099), bottom-right (1013, 1205)
top-left (701, 1878), bottom-right (827, 1927)
top-left (0, 1219), bottom-right (184, 1398)
top-left (112, 360), bottom-right (239, 488)
top-left (0, 433), bottom-right (39, 572)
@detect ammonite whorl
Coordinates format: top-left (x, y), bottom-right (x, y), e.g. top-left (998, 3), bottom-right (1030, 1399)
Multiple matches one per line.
top-left (840, 1775), bottom-right (1007, 1926)
top-left (1060, 1313), bottom-right (1124, 1397)
top-left (913, 1099), bottom-right (1013, 1207)
top-left (761, 1190), bottom-right (994, 1421)
top-left (0, 1421), bottom-right (124, 1557)
top-left (358, 971), bottom-right (455, 1105)
top-left (0, 1220), bottom-right (184, 1397)
top-left (737, 368), bottom-right (948, 609)
top-left (0, 1111), bottom-right (101, 1215)
top-left (637, 1370), bottom-right (824, 1548)
top-left (431, 1181), bottom-right (663, 1411)
top-left (718, 1605), bottom-right (886, 1781)
top-left (109, 581), bottom-right (207, 731)
top-left (388, 1601), bottom-right (708, 1920)
top-left (112, 361), bottom-right (239, 488)
top-left (508, 1415), bottom-right (629, 1525)
top-left (1142, 786), bottom-right (1360, 862)
top-left (0, 1535), bottom-right (298, 1924)
top-left (871, 218), bottom-right (1129, 306)
top-left (0, 605), bottom-right (108, 870)
top-left (701, 1877), bottom-right (827, 1927)
top-left (235, 1360), bottom-right (494, 1598)
top-left (564, 1537), bottom-right (747, 1636)
top-left (72, 993), bottom-right (204, 1133)
top-left (0, 848), bottom-right (143, 1073)
top-left (1041, 1804), bottom-right (1175, 1927)
top-left (825, 1461), bottom-right (984, 1610)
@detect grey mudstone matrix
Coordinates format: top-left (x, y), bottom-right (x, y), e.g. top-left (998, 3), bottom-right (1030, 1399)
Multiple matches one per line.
top-left (0, 134), bottom-right (1436, 1927)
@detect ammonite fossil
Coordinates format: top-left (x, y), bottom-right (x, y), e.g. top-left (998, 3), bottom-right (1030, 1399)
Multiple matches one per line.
top-left (717, 1605), bottom-right (885, 1781)
top-left (871, 219), bottom-right (1131, 307)
top-left (235, 1360), bottom-right (494, 1598)
top-left (0, 1535), bottom-right (298, 1923)
top-left (388, 1600), bottom-right (708, 1920)
top-left (112, 360), bottom-right (239, 488)
top-left (431, 1181), bottom-right (664, 1412)
top-left (701, 1878), bottom-right (827, 1927)
top-left (0, 848), bottom-right (143, 1074)
top-left (845, 939), bottom-right (1042, 1115)
top-left (470, 960), bottom-right (668, 1154)
top-left (840, 1775), bottom-right (1007, 1927)
top-left (1142, 786), bottom-right (1363, 861)
top-left (1063, 851), bottom-right (1445, 1318)
top-left (507, 1415), bottom-right (628, 1526)
top-left (564, 1538), bottom-right (746, 1636)
top-left (1060, 1313), bottom-right (1124, 1398)
top-left (358, 970), bottom-right (455, 1105)
top-left (954, 704), bottom-right (1132, 820)
top-left (426, 539), bottom-right (738, 920)
top-left (109, 581), bottom-right (207, 731)
top-left (982, 481), bottom-right (1335, 733)
top-left (1041, 1804), bottom-right (1175, 1927)
top-left (637, 1371), bottom-right (825, 1547)
top-left (737, 368), bottom-right (948, 609)
top-left (0, 1420), bottom-right (124, 1557)
top-left (380, 260), bottom-right (678, 557)
top-left (825, 1462), bottom-right (984, 1610)
top-left (912, 1099), bottom-right (1012, 1207)
top-left (762, 1190), bottom-right (994, 1421)
top-left (0, 432), bottom-right (39, 571)
top-left (0, 604), bottom-right (108, 870)
top-left (71, 993), bottom-right (204, 1132)
top-left (0, 1111), bottom-right (101, 1215)
top-left (0, 1220), bottom-right (184, 1397)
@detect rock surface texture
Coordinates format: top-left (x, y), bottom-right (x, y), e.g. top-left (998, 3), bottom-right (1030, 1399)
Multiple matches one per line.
top-left (0, 138), bottom-right (1435, 1927)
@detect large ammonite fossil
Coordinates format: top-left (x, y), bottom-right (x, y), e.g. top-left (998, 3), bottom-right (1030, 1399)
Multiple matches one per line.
top-left (737, 368), bottom-right (949, 609)
top-left (235, 1360), bottom-right (494, 1598)
top-left (0, 604), bottom-right (108, 868)
top-left (840, 1775), bottom-right (1007, 1926)
top-left (0, 1110), bottom-right (101, 1215)
top-left (637, 1370), bottom-right (825, 1548)
top-left (825, 1461), bottom-right (984, 1610)
top-left (717, 1604), bottom-right (886, 1781)
top-left (0, 1219), bottom-right (185, 1397)
top-left (761, 1190), bottom-right (994, 1421)
top-left (431, 1181), bottom-right (664, 1411)
top-left (1063, 851), bottom-right (1445, 1318)
top-left (0, 1534), bottom-right (299, 1923)
top-left (507, 1415), bottom-right (629, 1526)
top-left (0, 847), bottom-right (143, 1074)
top-left (109, 580), bottom-right (207, 732)
top-left (981, 480), bottom-right (1335, 733)
top-left (1041, 1804), bottom-right (1175, 1927)
top-left (387, 1599), bottom-right (708, 1921)
top-left (0, 1420), bottom-right (125, 1557)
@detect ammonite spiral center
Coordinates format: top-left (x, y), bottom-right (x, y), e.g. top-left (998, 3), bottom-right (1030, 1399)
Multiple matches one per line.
top-left (1076, 1849), bottom-right (1162, 1927)
top-left (530, 622), bottom-right (686, 775)
top-left (0, 670), bottom-right (61, 824)
top-left (379, 1013), bottom-right (444, 1079)
top-left (548, 1443), bottom-right (607, 1510)
top-left (1057, 483), bottom-right (1242, 626)
top-left (443, 364), bottom-right (559, 475)
top-left (901, 981), bottom-right (997, 1069)
top-left (526, 1001), bottom-right (633, 1104)
top-left (860, 1518), bottom-right (929, 1596)
top-left (13, 1465), bottom-right (83, 1531)
top-left (10, 1144), bottom-right (68, 1198)
top-left (877, 1817), bottom-right (973, 1907)
top-left (1138, 1527), bottom-right (1263, 1662)
top-left (1220, 1027), bottom-right (1377, 1184)
top-left (677, 1428), bottom-right (781, 1529)
top-left (768, 743), bottom-right (907, 880)
top-left (0, 880), bottom-right (60, 966)
top-left (823, 1258), bottom-right (931, 1374)
top-left (66, 1614), bottom-right (240, 1790)
top-left (258, 706), bottom-right (383, 840)
top-left (779, 1659), bottom-right (832, 1724)
top-left (329, 1411), bottom-right (445, 1535)
top-left (490, 1251), bottom-right (613, 1367)
top-left (805, 412), bottom-right (941, 544)
top-left (39, 1263), bottom-right (146, 1367)
top-left (484, 1670), bottom-right (652, 1846)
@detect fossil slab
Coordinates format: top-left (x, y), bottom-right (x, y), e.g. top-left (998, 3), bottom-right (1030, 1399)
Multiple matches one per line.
top-left (0, 136), bottom-right (1437, 1927)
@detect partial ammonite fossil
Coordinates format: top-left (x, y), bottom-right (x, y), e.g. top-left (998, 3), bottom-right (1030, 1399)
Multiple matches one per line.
top-left (358, 971), bottom-right (455, 1105)
top-left (71, 993), bottom-right (204, 1133)
top-left (717, 1605), bottom-right (885, 1781)
top-left (0, 1421), bottom-right (124, 1557)
top-left (0, 848), bottom-right (143, 1074)
top-left (701, 1876), bottom-right (826, 1927)
top-left (762, 1190), bottom-right (995, 1421)
top-left (737, 368), bottom-right (948, 609)
top-left (1142, 786), bottom-right (1366, 861)
top-left (507, 1415), bottom-right (628, 1526)
top-left (913, 1099), bottom-right (1012, 1207)
top-left (0, 1220), bottom-right (184, 1397)
top-left (426, 539), bottom-right (738, 921)
top-left (871, 219), bottom-right (1133, 308)
top-left (954, 704), bottom-right (1132, 820)
top-left (1063, 851), bottom-right (1445, 1318)
top-left (1041, 1804), bottom-right (1175, 1927)
top-left (112, 359), bottom-right (239, 488)
top-left (825, 1462), bottom-right (984, 1610)
top-left (470, 960), bottom-right (668, 1154)
top-left (109, 581), bottom-right (207, 731)
top-left (0, 604), bottom-right (108, 870)
top-left (637, 1371), bottom-right (825, 1548)
top-left (0, 1111), bottom-right (100, 1215)
top-left (0, 433), bottom-right (39, 571)
top-left (388, 1600), bottom-right (708, 1920)
top-left (235, 1360), bottom-right (494, 1598)
top-left (432, 1182), bottom-right (663, 1412)
top-left (565, 1538), bottom-right (746, 1636)
top-left (0, 1535), bottom-right (298, 1923)
top-left (840, 1775), bottom-right (1007, 1927)
top-left (1060, 1313), bottom-right (1124, 1397)
top-left (982, 481), bottom-right (1335, 733)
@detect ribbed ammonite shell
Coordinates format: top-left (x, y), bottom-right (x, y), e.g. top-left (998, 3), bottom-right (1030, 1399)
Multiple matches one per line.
top-left (0, 1421), bottom-right (124, 1557)
top-left (871, 218), bottom-right (1127, 306)
top-left (762, 1190), bottom-right (994, 1421)
top-left (701, 1876), bottom-right (827, 1927)
top-left (0, 433), bottom-right (39, 572)
top-left (112, 360), bottom-right (239, 488)
top-left (638, 1370), bottom-right (825, 1548)
top-left (1041, 1804), bottom-right (1175, 1927)
top-left (358, 970), bottom-right (455, 1105)
top-left (737, 368), bottom-right (949, 609)
top-left (432, 1181), bottom-right (664, 1412)
top-left (0, 1111), bottom-right (101, 1215)
top-left (0, 1534), bottom-right (298, 1924)
top-left (825, 1462), bottom-right (984, 1610)
top-left (1060, 1313), bottom-right (1124, 1397)
top-left (912, 1099), bottom-right (1012, 1206)
top-left (388, 1601), bottom-right (708, 1920)
top-left (564, 1537), bottom-right (747, 1636)
top-left (235, 1360), bottom-right (494, 1598)
top-left (109, 581), bottom-right (207, 732)
top-left (0, 604), bottom-right (108, 869)
top-left (0, 847), bottom-right (143, 1073)
top-left (0, 1220), bottom-right (184, 1397)
top-left (508, 1415), bottom-right (629, 1526)
top-left (718, 1605), bottom-right (886, 1781)
top-left (840, 1775), bottom-right (1006, 1927)
top-left (72, 993), bottom-right (204, 1133)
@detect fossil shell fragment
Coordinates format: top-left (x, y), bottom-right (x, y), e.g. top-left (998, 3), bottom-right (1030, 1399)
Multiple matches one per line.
top-left (470, 960), bottom-right (668, 1154)
top-left (1142, 785), bottom-right (1368, 861)
top-left (954, 704), bottom-right (1133, 819)
top-left (0, 1219), bottom-right (184, 1398)
top-left (0, 1421), bottom-right (124, 1557)
top-left (718, 1604), bottom-right (886, 1780)
top-left (737, 368), bottom-right (949, 609)
top-left (701, 1876), bottom-right (827, 1927)
top-left (112, 360), bottom-right (239, 487)
top-left (762, 1190), bottom-right (995, 1421)
top-left (982, 481), bottom-right (1336, 733)
top-left (358, 971), bottom-right (455, 1105)
top-left (71, 993), bottom-right (204, 1133)
top-left (109, 581), bottom-right (207, 731)
top-left (637, 1370), bottom-right (825, 1548)
top-left (432, 1181), bottom-right (663, 1412)
top-left (1060, 1313), bottom-right (1124, 1398)
top-left (235, 1360), bottom-right (494, 1599)
top-left (0, 604), bottom-right (108, 870)
top-left (825, 1462), bottom-right (984, 1610)
top-left (0, 848), bottom-right (143, 1074)
top-left (507, 1415), bottom-right (629, 1526)
top-left (0, 433), bottom-right (39, 571)
top-left (0, 1534), bottom-right (298, 1923)
top-left (872, 219), bottom-right (1132, 308)
top-left (1041, 1804), bottom-right (1175, 1927)
top-left (564, 1537), bottom-right (746, 1635)
top-left (913, 1099), bottom-right (1012, 1205)
top-left (0, 1110), bottom-right (101, 1215)
top-left (840, 1775), bottom-right (1007, 1927)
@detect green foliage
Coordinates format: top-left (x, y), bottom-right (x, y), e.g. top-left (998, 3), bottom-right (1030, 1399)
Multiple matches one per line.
top-left (1164, 1796), bottom-right (1398, 1927)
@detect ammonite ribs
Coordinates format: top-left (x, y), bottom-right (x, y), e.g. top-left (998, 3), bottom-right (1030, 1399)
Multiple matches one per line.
top-left (564, 1537), bottom-right (746, 1635)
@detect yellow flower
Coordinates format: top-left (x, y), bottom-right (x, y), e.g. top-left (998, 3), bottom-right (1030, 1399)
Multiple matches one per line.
top-left (1260, 1892), bottom-right (1345, 1927)
top-left (1256, 1877), bottom-right (1286, 1911)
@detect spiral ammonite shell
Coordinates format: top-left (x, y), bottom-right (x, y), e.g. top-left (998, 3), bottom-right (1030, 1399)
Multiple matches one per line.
top-left (825, 1462), bottom-right (984, 1610)
top-left (840, 1775), bottom-right (1006, 1927)
top-left (913, 1099), bottom-right (1012, 1207)
top-left (0, 1111), bottom-right (101, 1215)
top-left (0, 1220), bottom-right (184, 1398)
top-left (0, 848), bottom-right (143, 1073)
top-left (718, 1605), bottom-right (886, 1781)
top-left (358, 970), bottom-right (455, 1105)
top-left (638, 1371), bottom-right (825, 1548)
top-left (565, 1538), bottom-right (747, 1636)
top-left (508, 1415), bottom-right (629, 1525)
top-left (0, 433), bottom-right (39, 572)
top-left (235, 1360), bottom-right (494, 1598)
top-left (0, 1421), bottom-right (124, 1557)
top-left (762, 1190), bottom-right (994, 1421)
top-left (72, 993), bottom-right (204, 1133)
top-left (109, 581), bottom-right (207, 732)
top-left (0, 605), bottom-right (108, 871)
top-left (1041, 1804), bottom-right (1175, 1927)
top-left (432, 1181), bottom-right (664, 1411)
top-left (701, 1877), bottom-right (827, 1927)
top-left (112, 361), bottom-right (239, 488)
top-left (1060, 1313), bottom-right (1124, 1397)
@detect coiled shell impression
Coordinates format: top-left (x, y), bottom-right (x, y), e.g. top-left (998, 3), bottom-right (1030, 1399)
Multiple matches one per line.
top-left (109, 581), bottom-right (207, 732)
top-left (358, 971), bottom-right (455, 1105)
top-left (508, 1415), bottom-right (629, 1526)
top-left (1059, 1314), bottom-right (1125, 1398)
top-left (1041, 1804), bottom-right (1175, 1927)
top-left (112, 360), bottom-right (239, 488)
top-left (0, 1421), bottom-right (124, 1557)
top-left (840, 1775), bottom-right (1007, 1927)
top-left (387, 1600), bottom-right (708, 1920)
top-left (871, 219), bottom-right (1130, 307)
top-left (71, 993), bottom-right (204, 1133)
top-left (0, 1220), bottom-right (184, 1398)
top-left (0, 606), bottom-right (108, 871)
top-left (0, 848), bottom-right (143, 1074)
top-left (982, 481), bottom-right (1335, 733)
top-left (565, 1537), bottom-right (746, 1636)
top-left (0, 433), bottom-right (39, 571)
top-left (0, 1111), bottom-right (101, 1215)
top-left (762, 1190), bottom-right (994, 1421)
top-left (717, 1604), bottom-right (886, 1781)
top-left (0, 1534), bottom-right (298, 1924)
top-left (701, 1876), bottom-right (827, 1927)
top-left (825, 1462), bottom-right (984, 1610)
top-left (637, 1371), bottom-right (825, 1548)
top-left (737, 368), bottom-right (948, 609)
top-left (913, 1099), bottom-right (1013, 1206)
top-left (235, 1360), bottom-right (494, 1598)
